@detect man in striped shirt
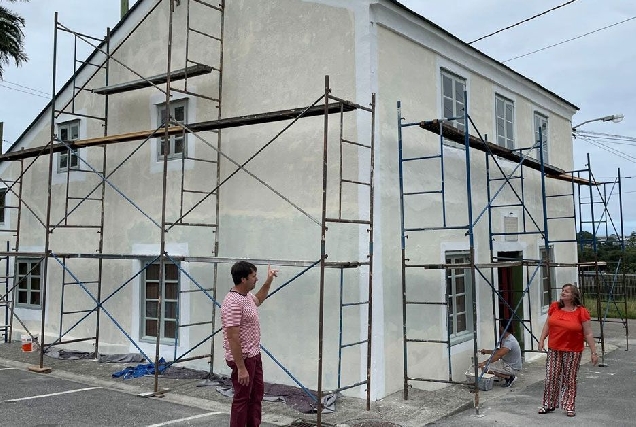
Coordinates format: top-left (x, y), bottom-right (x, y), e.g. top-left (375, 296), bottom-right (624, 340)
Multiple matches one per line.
top-left (221, 261), bottom-right (278, 427)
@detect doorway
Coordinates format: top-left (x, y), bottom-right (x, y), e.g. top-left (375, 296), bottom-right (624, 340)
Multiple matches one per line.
top-left (496, 251), bottom-right (524, 349)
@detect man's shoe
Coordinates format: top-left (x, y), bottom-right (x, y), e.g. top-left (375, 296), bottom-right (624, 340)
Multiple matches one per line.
top-left (502, 375), bottom-right (516, 387)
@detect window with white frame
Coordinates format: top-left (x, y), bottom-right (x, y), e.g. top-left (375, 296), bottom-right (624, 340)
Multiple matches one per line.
top-left (0, 188), bottom-right (6, 224)
top-left (446, 252), bottom-right (473, 342)
top-left (58, 120), bottom-right (80, 172)
top-left (157, 99), bottom-right (187, 161)
top-left (534, 113), bottom-right (549, 164)
top-left (142, 260), bottom-right (180, 342)
top-left (15, 259), bottom-right (42, 308)
top-left (495, 95), bottom-right (514, 149)
top-left (441, 70), bottom-right (467, 135)
top-left (540, 247), bottom-right (555, 309)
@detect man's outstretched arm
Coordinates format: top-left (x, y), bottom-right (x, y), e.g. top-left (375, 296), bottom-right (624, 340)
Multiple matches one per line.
top-left (254, 265), bottom-right (278, 305)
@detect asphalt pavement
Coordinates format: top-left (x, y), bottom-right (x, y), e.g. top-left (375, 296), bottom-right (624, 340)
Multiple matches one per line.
top-left (0, 364), bottom-right (276, 426)
top-left (0, 320), bottom-right (633, 426)
top-left (431, 325), bottom-right (636, 426)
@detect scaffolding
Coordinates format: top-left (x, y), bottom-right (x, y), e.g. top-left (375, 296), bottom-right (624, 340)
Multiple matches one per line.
top-left (0, 0), bottom-right (375, 420)
top-left (576, 155), bottom-right (629, 363)
top-left (397, 93), bottom-right (608, 411)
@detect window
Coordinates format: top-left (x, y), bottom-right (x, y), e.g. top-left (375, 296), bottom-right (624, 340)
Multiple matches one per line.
top-left (534, 113), bottom-right (548, 163)
top-left (0, 188), bottom-right (6, 224)
top-left (495, 95), bottom-right (514, 149)
top-left (58, 120), bottom-right (80, 172)
top-left (446, 252), bottom-right (473, 341)
top-left (540, 247), bottom-right (555, 309)
top-left (142, 261), bottom-right (180, 342)
top-left (441, 70), bottom-right (467, 134)
top-left (157, 100), bottom-right (187, 160)
top-left (15, 259), bottom-right (42, 308)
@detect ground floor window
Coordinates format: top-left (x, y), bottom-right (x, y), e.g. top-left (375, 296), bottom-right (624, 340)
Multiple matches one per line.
top-left (446, 252), bottom-right (473, 343)
top-left (540, 247), bottom-right (555, 309)
top-left (15, 259), bottom-right (42, 308)
top-left (142, 260), bottom-right (180, 342)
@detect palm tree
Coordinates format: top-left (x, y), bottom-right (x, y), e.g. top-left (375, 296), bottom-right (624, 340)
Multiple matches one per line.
top-left (0, 0), bottom-right (28, 79)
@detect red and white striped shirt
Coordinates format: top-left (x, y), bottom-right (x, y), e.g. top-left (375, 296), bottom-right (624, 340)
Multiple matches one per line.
top-left (221, 291), bottom-right (261, 361)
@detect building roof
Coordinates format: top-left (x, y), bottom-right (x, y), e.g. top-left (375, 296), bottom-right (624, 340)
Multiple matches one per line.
top-left (4, 0), bottom-right (146, 155)
top-left (5, 0), bottom-right (579, 156)
top-left (387, 0), bottom-right (579, 111)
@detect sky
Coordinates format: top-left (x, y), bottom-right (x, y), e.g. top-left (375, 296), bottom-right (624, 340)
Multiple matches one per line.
top-left (0, 0), bottom-right (634, 235)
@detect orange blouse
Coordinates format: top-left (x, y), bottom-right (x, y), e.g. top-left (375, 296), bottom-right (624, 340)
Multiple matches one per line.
top-left (547, 301), bottom-right (591, 352)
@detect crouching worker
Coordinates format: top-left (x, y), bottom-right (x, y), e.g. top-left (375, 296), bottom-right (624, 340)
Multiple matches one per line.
top-left (479, 319), bottom-right (522, 387)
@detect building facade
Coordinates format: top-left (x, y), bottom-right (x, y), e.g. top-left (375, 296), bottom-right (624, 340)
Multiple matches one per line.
top-left (0, 0), bottom-right (578, 401)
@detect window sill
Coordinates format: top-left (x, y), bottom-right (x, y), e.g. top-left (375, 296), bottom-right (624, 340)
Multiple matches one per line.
top-left (140, 337), bottom-right (179, 346)
top-left (450, 331), bottom-right (473, 346)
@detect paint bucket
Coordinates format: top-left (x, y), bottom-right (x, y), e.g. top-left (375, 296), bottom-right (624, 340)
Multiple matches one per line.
top-left (21, 335), bottom-right (32, 352)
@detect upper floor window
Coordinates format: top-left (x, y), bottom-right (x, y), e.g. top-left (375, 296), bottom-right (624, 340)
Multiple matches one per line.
top-left (446, 251), bottom-right (473, 343)
top-left (15, 259), bottom-right (42, 308)
top-left (0, 188), bottom-right (6, 224)
top-left (58, 120), bottom-right (80, 172)
top-left (441, 70), bottom-right (467, 134)
top-left (534, 113), bottom-right (549, 164)
top-left (142, 260), bottom-right (180, 342)
top-left (157, 99), bottom-right (187, 161)
top-left (495, 95), bottom-right (514, 149)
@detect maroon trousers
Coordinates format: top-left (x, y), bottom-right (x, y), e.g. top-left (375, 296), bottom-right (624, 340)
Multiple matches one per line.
top-left (227, 354), bottom-right (264, 427)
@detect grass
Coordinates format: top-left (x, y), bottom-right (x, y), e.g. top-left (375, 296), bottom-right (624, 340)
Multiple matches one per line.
top-left (585, 298), bottom-right (636, 320)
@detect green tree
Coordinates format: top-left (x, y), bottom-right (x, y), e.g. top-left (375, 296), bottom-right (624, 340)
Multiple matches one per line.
top-left (629, 231), bottom-right (636, 247)
top-left (577, 230), bottom-right (594, 244)
top-left (0, 0), bottom-right (28, 79)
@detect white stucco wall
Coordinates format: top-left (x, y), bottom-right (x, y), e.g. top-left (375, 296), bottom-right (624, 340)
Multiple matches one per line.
top-left (372, 2), bottom-right (577, 396)
top-left (1, 0), bottom-right (579, 401)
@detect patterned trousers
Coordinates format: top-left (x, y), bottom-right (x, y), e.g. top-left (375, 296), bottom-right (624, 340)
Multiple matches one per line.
top-left (542, 349), bottom-right (582, 411)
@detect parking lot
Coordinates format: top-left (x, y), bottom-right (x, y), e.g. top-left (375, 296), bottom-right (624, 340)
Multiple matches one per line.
top-left (0, 364), bottom-right (279, 427)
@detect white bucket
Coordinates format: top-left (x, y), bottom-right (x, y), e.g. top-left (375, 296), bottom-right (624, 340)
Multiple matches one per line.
top-left (21, 335), bottom-right (32, 352)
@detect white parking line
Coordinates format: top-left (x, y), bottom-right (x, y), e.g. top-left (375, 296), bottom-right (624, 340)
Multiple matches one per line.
top-left (6, 386), bottom-right (101, 402)
top-left (145, 412), bottom-right (224, 427)
top-left (0, 368), bottom-right (18, 371)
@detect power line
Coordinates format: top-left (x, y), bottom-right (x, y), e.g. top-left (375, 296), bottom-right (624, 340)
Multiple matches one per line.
top-left (469, 0), bottom-right (580, 44)
top-left (579, 136), bottom-right (636, 163)
top-left (1, 80), bottom-right (50, 96)
top-left (575, 130), bottom-right (636, 146)
top-left (503, 15), bottom-right (636, 62)
top-left (0, 83), bottom-right (50, 99)
top-left (582, 138), bottom-right (636, 162)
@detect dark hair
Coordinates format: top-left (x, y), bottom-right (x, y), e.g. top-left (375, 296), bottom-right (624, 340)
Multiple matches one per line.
top-left (231, 261), bottom-right (256, 285)
top-left (499, 319), bottom-right (514, 334)
top-left (558, 283), bottom-right (583, 308)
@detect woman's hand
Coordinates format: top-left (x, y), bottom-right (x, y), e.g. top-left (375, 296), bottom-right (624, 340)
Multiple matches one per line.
top-left (591, 352), bottom-right (599, 366)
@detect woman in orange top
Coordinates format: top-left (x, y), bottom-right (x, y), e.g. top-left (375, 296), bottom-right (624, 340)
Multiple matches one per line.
top-left (537, 283), bottom-right (598, 417)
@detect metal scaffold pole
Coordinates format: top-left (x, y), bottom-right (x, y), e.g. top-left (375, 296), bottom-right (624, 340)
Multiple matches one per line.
top-left (153, 0), bottom-right (177, 396)
top-left (36, 11), bottom-right (60, 372)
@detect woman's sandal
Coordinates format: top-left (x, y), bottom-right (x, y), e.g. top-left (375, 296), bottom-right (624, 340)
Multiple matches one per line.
top-left (566, 410), bottom-right (576, 417)
top-left (538, 407), bottom-right (555, 414)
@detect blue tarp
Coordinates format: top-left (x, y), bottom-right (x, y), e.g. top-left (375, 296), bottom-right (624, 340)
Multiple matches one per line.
top-left (112, 358), bottom-right (167, 380)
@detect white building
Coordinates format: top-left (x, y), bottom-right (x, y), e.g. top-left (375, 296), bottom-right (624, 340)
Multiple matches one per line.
top-left (0, 0), bottom-right (579, 401)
